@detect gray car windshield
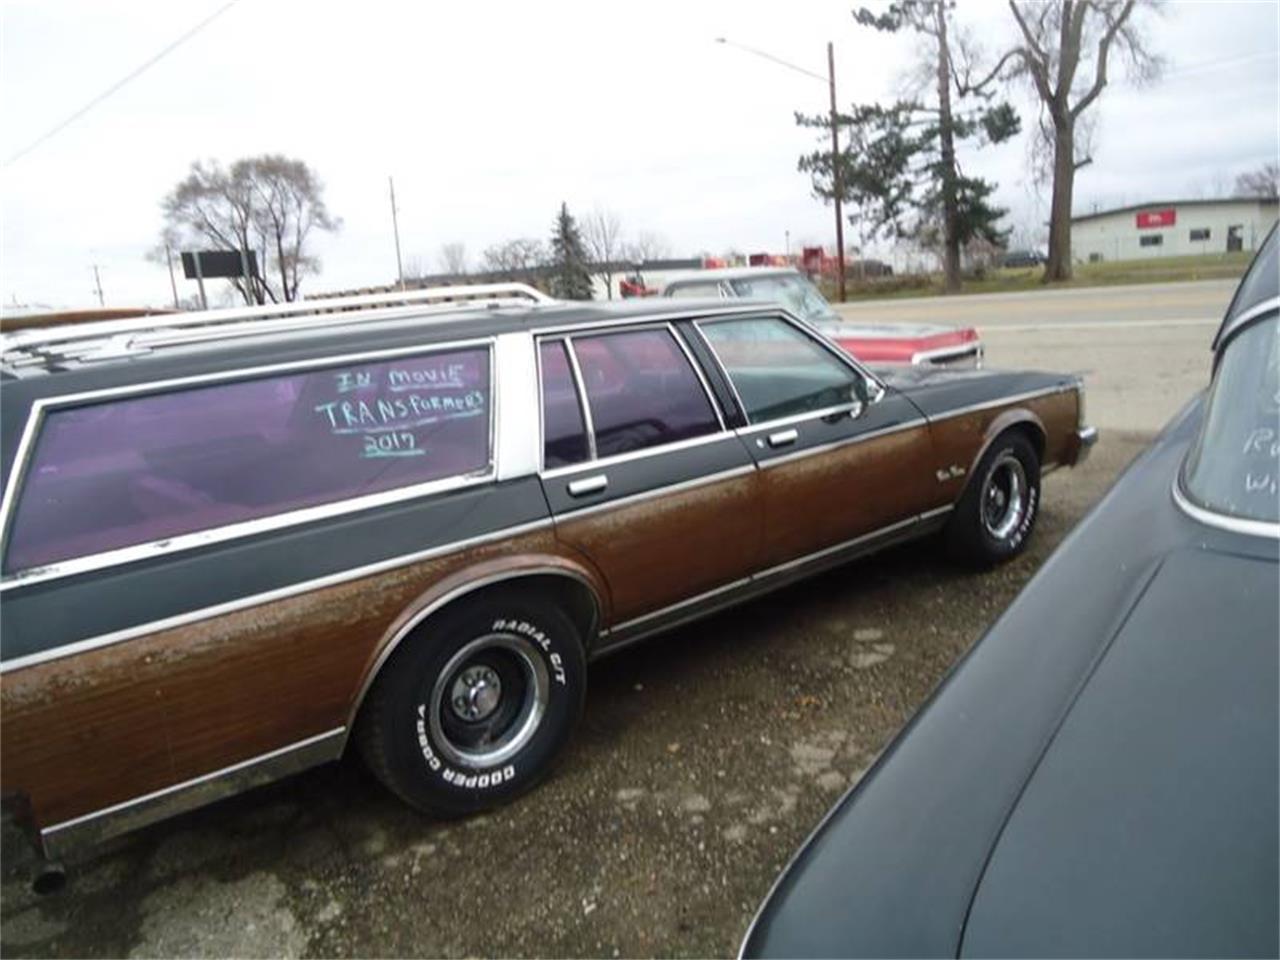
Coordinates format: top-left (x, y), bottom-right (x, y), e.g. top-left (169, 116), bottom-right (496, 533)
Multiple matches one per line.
top-left (1181, 314), bottom-right (1280, 526)
top-left (728, 274), bottom-right (839, 324)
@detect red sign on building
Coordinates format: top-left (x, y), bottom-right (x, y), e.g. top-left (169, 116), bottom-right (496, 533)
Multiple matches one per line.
top-left (1136, 208), bottom-right (1176, 229)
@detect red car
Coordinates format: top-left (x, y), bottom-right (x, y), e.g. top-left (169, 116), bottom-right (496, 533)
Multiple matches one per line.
top-left (812, 319), bottom-right (983, 368)
top-left (661, 267), bottom-right (982, 368)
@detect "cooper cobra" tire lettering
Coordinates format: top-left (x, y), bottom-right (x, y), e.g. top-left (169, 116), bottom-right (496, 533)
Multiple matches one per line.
top-left (439, 764), bottom-right (516, 789)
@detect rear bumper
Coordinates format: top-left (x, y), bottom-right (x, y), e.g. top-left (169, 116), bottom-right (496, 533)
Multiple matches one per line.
top-left (1071, 425), bottom-right (1099, 465)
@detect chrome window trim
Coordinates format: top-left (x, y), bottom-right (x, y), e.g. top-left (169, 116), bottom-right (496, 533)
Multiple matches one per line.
top-left (925, 384), bottom-right (1077, 424)
top-left (667, 322), bottom-right (727, 431)
top-left (0, 516), bottom-right (555, 674)
top-left (691, 312), bottom-right (887, 431)
top-left (563, 338), bottom-right (598, 461)
top-left (1214, 294), bottom-right (1280, 360)
top-left (540, 429), bottom-right (737, 479)
top-left (40, 727), bottom-right (346, 858)
top-left (532, 303), bottom-right (775, 336)
top-left (688, 320), bottom-right (749, 421)
top-left (0, 339), bottom-right (499, 590)
top-left (552, 463), bottom-right (756, 520)
top-left (555, 323), bottom-right (725, 470)
top-left (1172, 472), bottom-right (1280, 539)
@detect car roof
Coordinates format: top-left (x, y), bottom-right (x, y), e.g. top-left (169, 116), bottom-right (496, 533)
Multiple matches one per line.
top-left (1215, 222), bottom-right (1278, 354)
top-left (0, 290), bottom-right (766, 385)
top-left (663, 266), bottom-right (803, 286)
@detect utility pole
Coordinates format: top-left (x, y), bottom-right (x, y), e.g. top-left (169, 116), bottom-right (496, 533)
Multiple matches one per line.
top-left (90, 264), bottom-right (105, 306)
top-left (164, 244), bottom-right (180, 308)
top-left (389, 176), bottom-right (405, 291)
top-left (714, 37), bottom-right (847, 301)
top-left (828, 42), bottom-right (846, 303)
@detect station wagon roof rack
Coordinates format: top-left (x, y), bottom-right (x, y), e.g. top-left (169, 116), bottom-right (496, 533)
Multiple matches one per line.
top-left (1, 282), bottom-right (555, 372)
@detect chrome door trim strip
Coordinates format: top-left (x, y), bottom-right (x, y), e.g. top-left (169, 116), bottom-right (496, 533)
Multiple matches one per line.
top-left (599, 575), bottom-right (752, 637)
top-left (0, 517), bottom-right (555, 674)
top-left (749, 420), bottom-right (928, 470)
top-left (599, 505), bottom-right (954, 646)
top-left (1, 338), bottom-right (500, 589)
top-left (553, 464), bottom-right (757, 520)
top-left (737, 402), bottom-right (870, 436)
top-left (40, 727), bottom-right (346, 858)
top-left (540, 429), bottom-right (736, 479)
top-left (753, 513), bottom-right (922, 581)
top-left (1, 469), bottom-right (498, 594)
top-left (925, 384), bottom-right (1076, 424)
top-left (1171, 476), bottom-right (1280, 539)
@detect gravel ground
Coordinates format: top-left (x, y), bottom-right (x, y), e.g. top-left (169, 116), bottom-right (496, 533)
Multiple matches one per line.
top-left (2, 430), bottom-right (1153, 959)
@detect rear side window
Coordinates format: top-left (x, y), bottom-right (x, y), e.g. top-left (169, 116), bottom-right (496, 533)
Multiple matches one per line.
top-left (4, 346), bottom-right (491, 574)
top-left (699, 316), bottom-right (857, 423)
top-left (571, 328), bottom-right (719, 458)
top-left (539, 339), bottom-right (590, 468)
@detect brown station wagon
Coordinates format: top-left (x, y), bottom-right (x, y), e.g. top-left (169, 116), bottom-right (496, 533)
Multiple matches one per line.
top-left (0, 283), bottom-right (1095, 868)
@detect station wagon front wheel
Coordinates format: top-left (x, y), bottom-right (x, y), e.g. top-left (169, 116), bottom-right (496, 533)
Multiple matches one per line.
top-left (946, 432), bottom-right (1041, 566)
top-left (357, 593), bottom-right (586, 817)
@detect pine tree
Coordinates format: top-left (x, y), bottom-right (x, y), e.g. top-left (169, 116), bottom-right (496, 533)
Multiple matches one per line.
top-left (548, 202), bottom-right (594, 300)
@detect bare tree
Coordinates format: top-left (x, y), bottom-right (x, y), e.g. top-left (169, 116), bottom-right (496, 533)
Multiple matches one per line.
top-left (1234, 162), bottom-right (1280, 199)
top-left (623, 230), bottom-right (672, 265)
top-left (581, 209), bottom-right (625, 299)
top-left (402, 254), bottom-right (426, 281)
top-left (1007, 0), bottom-right (1162, 281)
top-left (481, 238), bottom-right (546, 282)
top-left (438, 242), bottom-right (469, 277)
top-left (160, 155), bottom-right (340, 304)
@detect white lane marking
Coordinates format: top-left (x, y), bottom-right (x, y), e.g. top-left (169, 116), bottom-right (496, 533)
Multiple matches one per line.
top-left (983, 317), bottom-right (1218, 334)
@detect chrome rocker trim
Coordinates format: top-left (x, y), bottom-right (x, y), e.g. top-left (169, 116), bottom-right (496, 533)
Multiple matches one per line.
top-left (593, 505), bottom-right (953, 657)
top-left (39, 727), bottom-right (347, 858)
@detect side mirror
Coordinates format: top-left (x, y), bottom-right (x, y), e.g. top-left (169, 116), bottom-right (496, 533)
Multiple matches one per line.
top-left (849, 376), bottom-right (884, 419)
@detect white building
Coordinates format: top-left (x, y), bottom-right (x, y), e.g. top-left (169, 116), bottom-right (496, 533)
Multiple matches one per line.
top-left (1070, 197), bottom-right (1278, 262)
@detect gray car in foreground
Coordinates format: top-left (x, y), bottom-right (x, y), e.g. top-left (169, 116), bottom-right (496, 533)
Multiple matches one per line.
top-left (742, 227), bottom-right (1279, 958)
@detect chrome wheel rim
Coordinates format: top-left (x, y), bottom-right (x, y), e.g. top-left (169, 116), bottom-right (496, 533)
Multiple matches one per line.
top-left (982, 454), bottom-right (1027, 540)
top-left (428, 634), bottom-right (549, 769)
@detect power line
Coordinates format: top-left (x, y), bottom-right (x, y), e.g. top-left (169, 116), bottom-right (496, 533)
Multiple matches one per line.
top-left (4, 0), bottom-right (241, 167)
top-left (1163, 49), bottom-right (1278, 78)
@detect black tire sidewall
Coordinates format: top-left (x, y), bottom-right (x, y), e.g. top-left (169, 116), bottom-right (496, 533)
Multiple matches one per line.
top-left (377, 596), bottom-right (585, 815)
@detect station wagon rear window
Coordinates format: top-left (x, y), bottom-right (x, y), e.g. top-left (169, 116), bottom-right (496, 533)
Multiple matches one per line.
top-left (572, 328), bottom-right (719, 458)
top-left (4, 347), bottom-right (491, 574)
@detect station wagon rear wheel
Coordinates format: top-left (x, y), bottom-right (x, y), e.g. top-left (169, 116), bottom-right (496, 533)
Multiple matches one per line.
top-left (357, 592), bottom-right (586, 817)
top-left (947, 431), bottom-right (1041, 566)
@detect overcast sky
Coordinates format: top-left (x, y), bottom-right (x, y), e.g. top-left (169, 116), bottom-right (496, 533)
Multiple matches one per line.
top-left (1, 0), bottom-right (1277, 308)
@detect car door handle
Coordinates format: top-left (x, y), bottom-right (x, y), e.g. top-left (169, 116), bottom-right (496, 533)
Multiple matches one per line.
top-left (767, 429), bottom-right (799, 448)
top-left (567, 475), bottom-right (608, 497)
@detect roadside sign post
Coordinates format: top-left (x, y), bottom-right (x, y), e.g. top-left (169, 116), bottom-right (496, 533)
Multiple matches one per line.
top-left (181, 250), bottom-right (259, 310)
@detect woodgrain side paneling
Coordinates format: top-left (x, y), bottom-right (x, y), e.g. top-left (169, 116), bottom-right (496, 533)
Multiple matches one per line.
top-left (0, 528), bottom-right (576, 830)
top-left (554, 471), bottom-right (761, 624)
top-left (757, 425), bottom-right (936, 568)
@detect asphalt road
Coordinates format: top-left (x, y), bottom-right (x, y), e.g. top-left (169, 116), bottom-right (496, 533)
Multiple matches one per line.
top-left (0, 280), bottom-right (1235, 959)
top-left (837, 278), bottom-right (1235, 431)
